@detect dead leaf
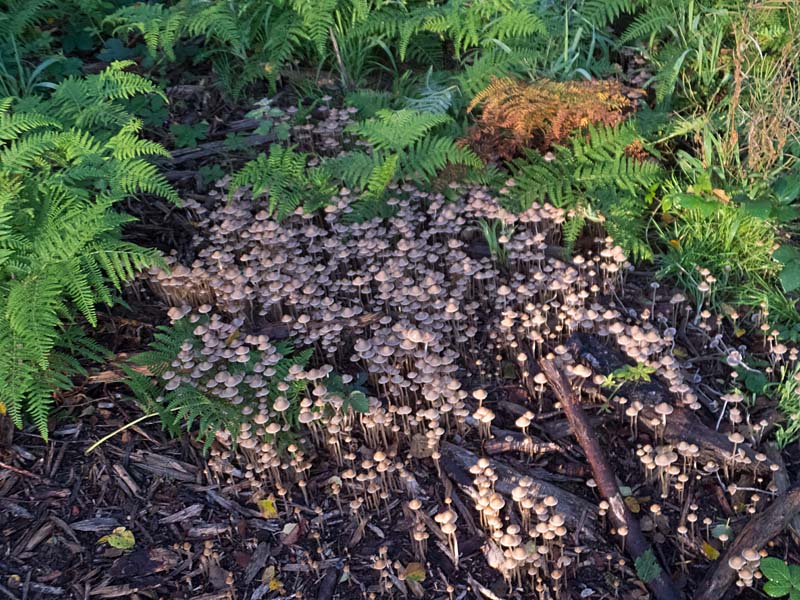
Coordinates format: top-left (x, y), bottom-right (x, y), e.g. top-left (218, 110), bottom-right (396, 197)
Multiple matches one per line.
top-left (109, 548), bottom-right (179, 578)
top-left (712, 188), bottom-right (730, 203)
top-left (402, 562), bottom-right (426, 582)
top-left (257, 495), bottom-right (279, 519)
top-left (280, 522), bottom-right (301, 546)
top-left (624, 496), bottom-right (641, 513)
top-left (702, 541), bottom-right (720, 560)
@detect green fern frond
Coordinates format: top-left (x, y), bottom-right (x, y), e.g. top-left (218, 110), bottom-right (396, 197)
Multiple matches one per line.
top-left (619, 3), bottom-right (676, 44)
top-left (105, 3), bottom-right (187, 61)
top-left (0, 65), bottom-right (178, 438)
top-left (510, 120), bottom-right (662, 259)
top-left (347, 109), bottom-right (450, 153)
top-left (364, 154), bottom-right (398, 199)
top-left (232, 145), bottom-right (333, 221)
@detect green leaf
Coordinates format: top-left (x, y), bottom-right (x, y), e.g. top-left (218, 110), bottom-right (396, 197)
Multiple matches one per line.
top-left (774, 173), bottom-right (800, 205)
top-left (170, 121), bottom-right (208, 149)
top-left (672, 193), bottom-right (719, 217)
top-left (346, 390), bottom-right (369, 413)
top-left (780, 261), bottom-right (800, 293)
top-left (743, 370), bottom-right (768, 394)
top-left (774, 246), bottom-right (800, 265)
top-left (762, 558), bottom-right (791, 585)
top-left (98, 527), bottom-right (135, 550)
top-left (634, 549), bottom-right (661, 583)
top-left (765, 581), bottom-right (793, 598)
top-left (711, 523), bottom-right (733, 541)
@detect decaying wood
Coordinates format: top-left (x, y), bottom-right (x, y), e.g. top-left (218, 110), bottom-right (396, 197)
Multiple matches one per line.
top-left (695, 484), bottom-right (800, 600)
top-left (164, 132), bottom-right (276, 166)
top-left (439, 441), bottom-right (599, 540)
top-left (483, 431), bottom-right (561, 456)
top-left (540, 358), bottom-right (682, 600)
top-left (764, 442), bottom-right (800, 543)
top-left (567, 333), bottom-right (775, 476)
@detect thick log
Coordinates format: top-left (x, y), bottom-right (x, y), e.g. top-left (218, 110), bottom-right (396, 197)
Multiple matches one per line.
top-left (540, 358), bottom-right (682, 600)
top-left (695, 484), bottom-right (800, 600)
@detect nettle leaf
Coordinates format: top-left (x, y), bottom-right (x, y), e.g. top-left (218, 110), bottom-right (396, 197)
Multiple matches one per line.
top-left (170, 121), bottom-right (208, 149)
top-left (764, 581), bottom-right (793, 598)
top-left (761, 558), bottom-right (791, 585)
top-left (634, 549), bottom-right (661, 583)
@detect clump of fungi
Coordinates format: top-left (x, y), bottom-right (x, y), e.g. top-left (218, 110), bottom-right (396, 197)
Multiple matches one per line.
top-left (140, 107), bottom-right (799, 598)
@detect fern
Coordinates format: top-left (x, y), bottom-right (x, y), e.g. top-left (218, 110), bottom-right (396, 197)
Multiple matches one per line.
top-left (0, 64), bottom-right (178, 438)
top-left (128, 315), bottom-right (313, 453)
top-left (509, 120), bottom-right (664, 260)
top-left (107, 0), bottom-right (305, 98)
top-left (105, 4), bottom-right (187, 61)
top-left (230, 145), bottom-right (335, 221)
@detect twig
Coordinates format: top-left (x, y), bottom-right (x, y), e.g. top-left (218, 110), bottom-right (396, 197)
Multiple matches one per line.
top-left (0, 582), bottom-right (20, 600)
top-left (84, 412), bottom-right (159, 455)
top-left (695, 483), bottom-right (800, 600)
top-left (0, 461), bottom-right (50, 484)
top-left (540, 358), bottom-right (682, 600)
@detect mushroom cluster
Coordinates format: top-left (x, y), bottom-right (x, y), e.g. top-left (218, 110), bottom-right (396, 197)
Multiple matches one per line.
top-left (143, 140), bottom-right (797, 596)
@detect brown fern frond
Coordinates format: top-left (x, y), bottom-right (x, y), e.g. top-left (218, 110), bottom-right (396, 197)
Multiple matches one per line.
top-left (467, 77), bottom-right (641, 161)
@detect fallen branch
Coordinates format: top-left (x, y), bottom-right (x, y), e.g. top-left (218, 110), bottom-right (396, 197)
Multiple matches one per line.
top-left (567, 333), bottom-right (775, 477)
top-left (695, 483), bottom-right (800, 600)
top-left (540, 357), bottom-right (682, 600)
top-left (439, 441), bottom-right (599, 540)
top-left (163, 131), bottom-right (275, 166)
top-left (483, 432), bottom-right (560, 456)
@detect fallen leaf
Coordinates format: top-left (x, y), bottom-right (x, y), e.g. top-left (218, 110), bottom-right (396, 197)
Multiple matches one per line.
top-left (262, 565), bottom-right (276, 583)
top-left (280, 522), bottom-right (300, 545)
top-left (624, 496), bottom-right (641, 513)
top-left (98, 527), bottom-right (135, 550)
top-left (403, 562), bottom-right (426, 582)
top-left (257, 495), bottom-right (279, 519)
top-left (109, 548), bottom-right (179, 578)
top-left (712, 188), bottom-right (730, 203)
top-left (702, 541), bottom-right (720, 560)
top-left (269, 577), bottom-right (283, 591)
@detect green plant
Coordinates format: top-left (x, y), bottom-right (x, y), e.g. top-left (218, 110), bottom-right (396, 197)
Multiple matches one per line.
top-left (768, 364), bottom-right (800, 449)
top-left (170, 121), bottom-right (208, 149)
top-left (107, 0), bottom-right (305, 98)
top-left (231, 144), bottom-right (336, 221)
top-left (761, 557), bottom-right (800, 598)
top-left (508, 119), bottom-right (663, 259)
top-left (126, 313), bottom-right (313, 452)
top-left (318, 107), bottom-right (482, 222)
top-left (657, 200), bottom-right (780, 315)
top-left (599, 362), bottom-right (657, 401)
top-left (478, 218), bottom-right (512, 266)
top-left (634, 548), bottom-right (661, 584)
top-left (0, 61), bottom-right (178, 437)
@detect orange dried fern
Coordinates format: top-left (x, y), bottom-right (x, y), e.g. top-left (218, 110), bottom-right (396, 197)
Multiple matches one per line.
top-left (467, 77), bottom-right (641, 160)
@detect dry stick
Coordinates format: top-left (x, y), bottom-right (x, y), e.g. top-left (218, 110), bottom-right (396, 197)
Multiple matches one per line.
top-left (695, 483), bottom-right (800, 600)
top-left (540, 358), bottom-right (682, 600)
